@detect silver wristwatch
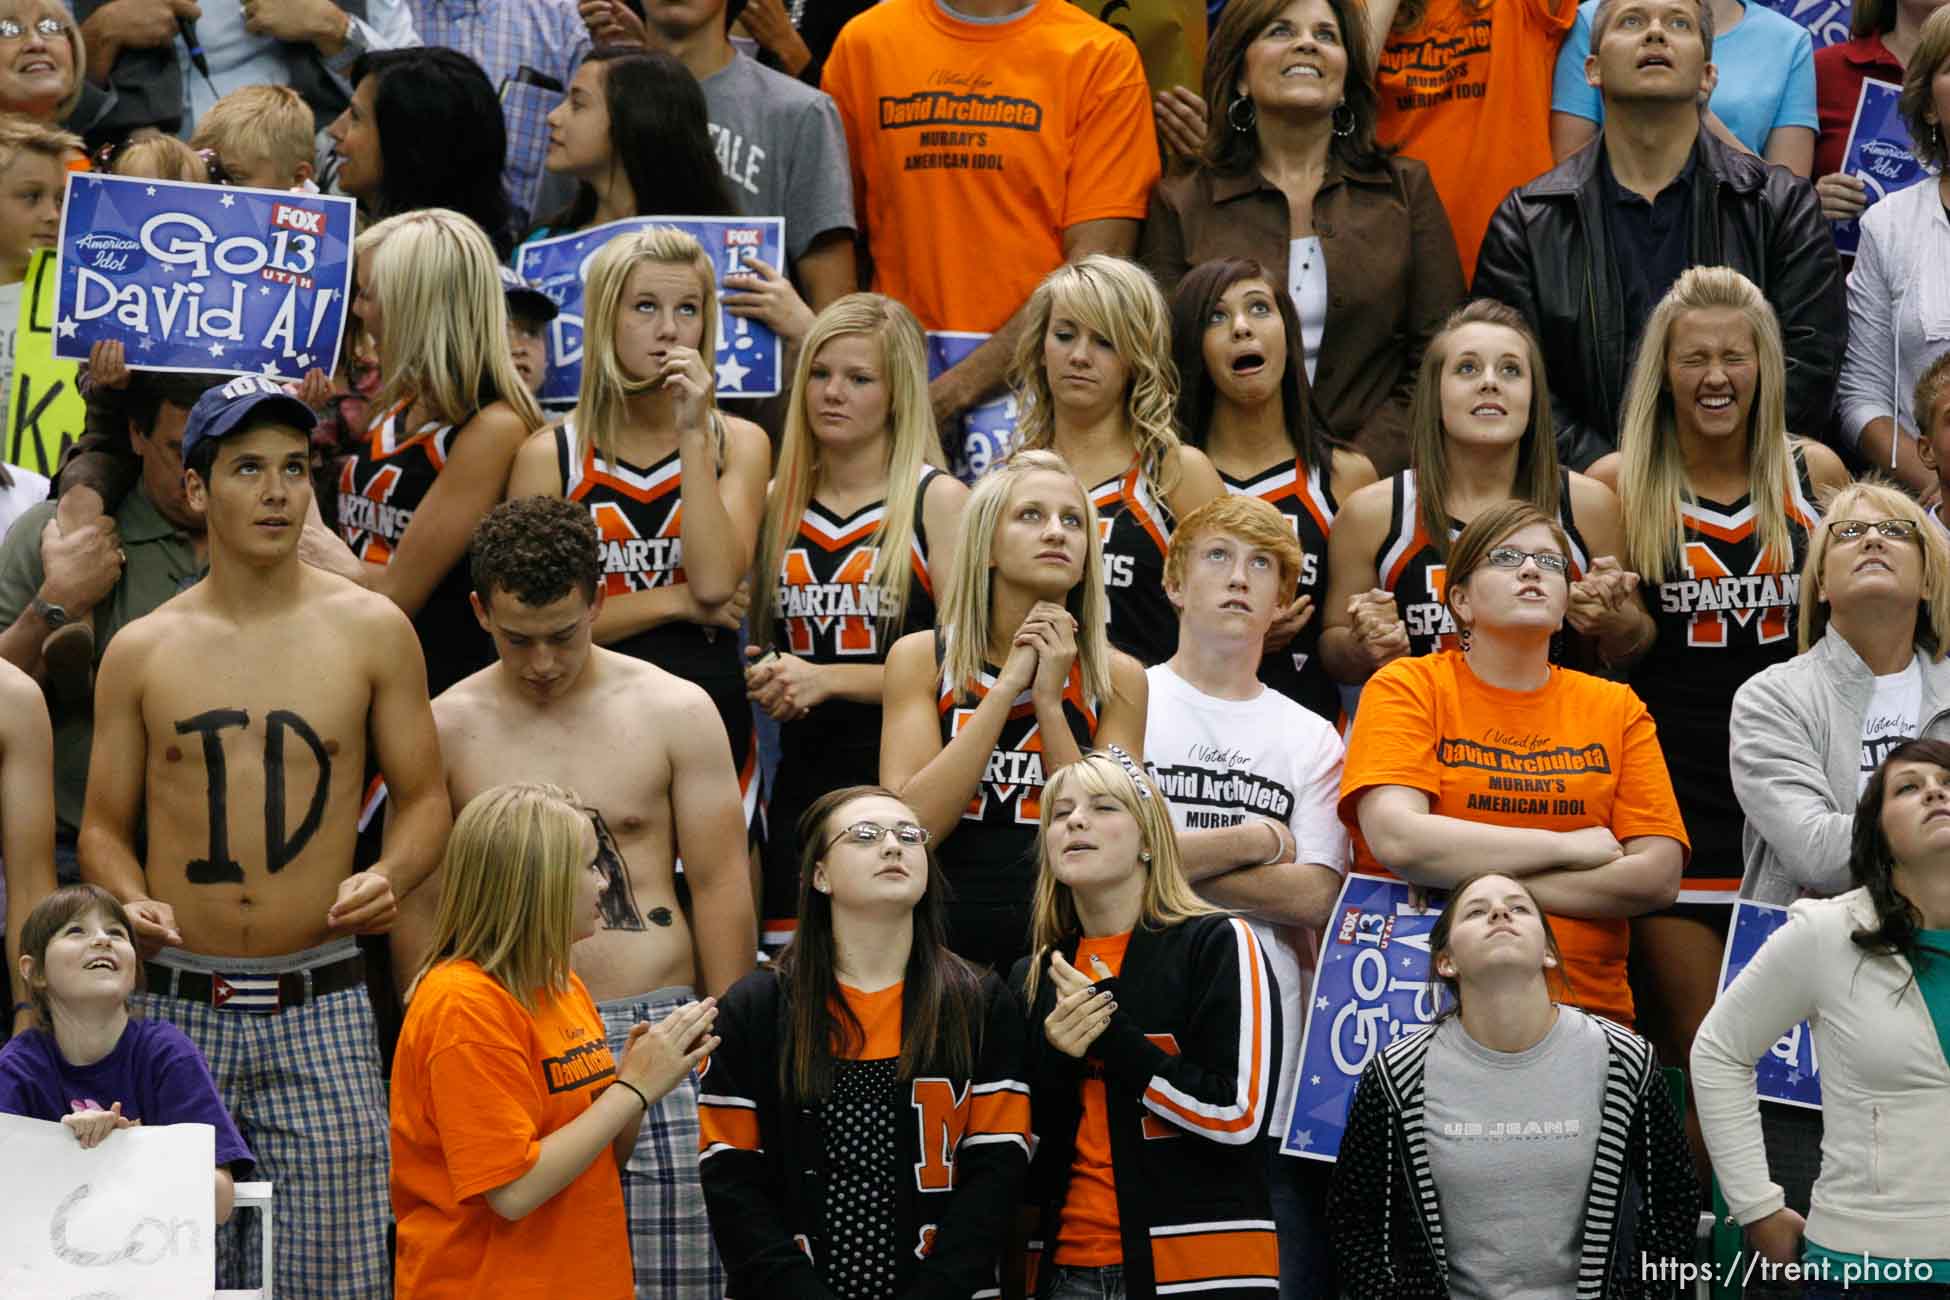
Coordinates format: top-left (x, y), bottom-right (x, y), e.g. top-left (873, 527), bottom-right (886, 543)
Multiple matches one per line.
top-left (30, 594), bottom-right (70, 629)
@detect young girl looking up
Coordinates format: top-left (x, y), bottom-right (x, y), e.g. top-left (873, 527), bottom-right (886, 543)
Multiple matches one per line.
top-left (0, 885), bottom-right (250, 1224)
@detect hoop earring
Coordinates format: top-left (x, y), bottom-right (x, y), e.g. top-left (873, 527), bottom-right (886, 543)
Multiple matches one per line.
top-left (1227, 95), bottom-right (1257, 133)
top-left (1458, 625), bottom-right (1472, 652)
top-left (1332, 102), bottom-right (1355, 137)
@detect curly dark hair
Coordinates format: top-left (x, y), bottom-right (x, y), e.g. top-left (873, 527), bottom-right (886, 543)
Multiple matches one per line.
top-left (1849, 737), bottom-right (1950, 974)
top-left (469, 495), bottom-right (601, 607)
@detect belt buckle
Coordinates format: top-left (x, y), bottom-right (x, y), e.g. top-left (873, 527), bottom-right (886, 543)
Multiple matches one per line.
top-left (211, 972), bottom-right (284, 1014)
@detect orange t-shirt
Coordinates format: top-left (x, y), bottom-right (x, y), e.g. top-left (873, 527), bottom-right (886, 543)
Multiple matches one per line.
top-left (821, 0), bottom-right (1160, 335)
top-left (1337, 652), bottom-right (1688, 1027)
top-left (836, 981), bottom-right (904, 1059)
top-left (1054, 931), bottom-right (1131, 1267)
top-left (390, 960), bottom-right (631, 1300)
top-left (1374, 0), bottom-right (1574, 281)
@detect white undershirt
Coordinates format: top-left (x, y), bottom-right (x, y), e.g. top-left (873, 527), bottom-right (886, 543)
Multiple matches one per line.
top-left (1287, 236), bottom-right (1326, 385)
top-left (1860, 657), bottom-right (1922, 794)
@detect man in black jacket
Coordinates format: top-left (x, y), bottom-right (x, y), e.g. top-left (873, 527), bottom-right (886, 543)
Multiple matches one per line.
top-left (1472, 0), bottom-right (1843, 471)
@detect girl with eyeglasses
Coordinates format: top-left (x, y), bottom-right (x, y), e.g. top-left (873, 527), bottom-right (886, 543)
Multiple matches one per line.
top-left (1318, 299), bottom-right (1642, 687)
top-left (1590, 266), bottom-right (1851, 1180)
top-left (697, 785), bottom-right (1029, 1300)
top-left (1724, 480), bottom-right (1950, 1251)
top-left (1341, 501), bottom-right (1689, 1033)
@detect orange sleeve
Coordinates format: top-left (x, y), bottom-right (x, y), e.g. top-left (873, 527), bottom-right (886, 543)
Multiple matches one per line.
top-left (1606, 685), bottom-right (1692, 860)
top-left (1338, 656), bottom-right (1445, 828)
top-left (1060, 41), bottom-right (1162, 228)
top-left (1521, 0), bottom-right (1578, 39)
top-left (421, 987), bottom-right (548, 1203)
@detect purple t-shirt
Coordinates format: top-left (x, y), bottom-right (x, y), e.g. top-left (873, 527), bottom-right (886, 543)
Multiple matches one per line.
top-left (0, 1018), bottom-right (253, 1171)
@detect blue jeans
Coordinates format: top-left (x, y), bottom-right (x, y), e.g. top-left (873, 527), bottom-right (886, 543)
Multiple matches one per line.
top-left (1268, 1138), bottom-right (1333, 1298)
top-left (1048, 1264), bottom-right (1126, 1300)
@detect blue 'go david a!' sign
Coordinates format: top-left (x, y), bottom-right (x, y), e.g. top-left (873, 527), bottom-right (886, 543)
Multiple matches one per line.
top-left (1715, 900), bottom-right (1823, 1110)
top-left (515, 216), bottom-right (784, 408)
top-left (926, 331), bottom-right (1019, 484)
top-left (1283, 874), bottom-right (1443, 1162)
top-left (54, 174), bottom-right (355, 380)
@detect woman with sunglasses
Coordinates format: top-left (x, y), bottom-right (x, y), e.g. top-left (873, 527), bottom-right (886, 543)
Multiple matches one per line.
top-left (1341, 501), bottom-right (1689, 1032)
top-left (697, 785), bottom-right (1029, 1299)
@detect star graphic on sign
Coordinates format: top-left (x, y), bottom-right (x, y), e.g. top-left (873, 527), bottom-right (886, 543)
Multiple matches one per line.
top-left (259, 286), bottom-right (271, 297)
top-left (55, 317), bottom-right (75, 339)
top-left (1401, 956), bottom-right (1412, 967)
top-left (715, 352), bottom-right (751, 391)
top-left (1787, 1070), bottom-right (1802, 1084)
top-left (209, 342), bottom-right (225, 357)
top-left (1290, 1130), bottom-right (1313, 1150)
top-left (260, 362), bottom-right (280, 377)
top-left (1309, 1075), bottom-right (1321, 1087)
top-left (1314, 996), bottom-right (1329, 1011)
top-left (220, 193), bottom-right (235, 207)
top-left (136, 335), bottom-right (154, 350)
top-left (145, 186), bottom-right (156, 196)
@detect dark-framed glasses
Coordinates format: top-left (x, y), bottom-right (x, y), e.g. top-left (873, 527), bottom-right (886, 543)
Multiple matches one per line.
top-left (1485, 546), bottom-right (1569, 575)
top-left (822, 820), bottom-right (930, 852)
top-left (1828, 518), bottom-right (1920, 544)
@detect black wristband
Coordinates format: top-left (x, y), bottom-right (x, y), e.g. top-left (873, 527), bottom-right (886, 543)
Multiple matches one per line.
top-left (612, 1079), bottom-right (651, 1113)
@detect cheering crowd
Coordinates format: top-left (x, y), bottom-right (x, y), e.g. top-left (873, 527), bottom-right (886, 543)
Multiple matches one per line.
top-left (1, 0), bottom-right (1949, 1294)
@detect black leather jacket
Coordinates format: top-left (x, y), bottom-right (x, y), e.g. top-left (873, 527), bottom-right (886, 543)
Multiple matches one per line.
top-left (1472, 129), bottom-right (1845, 472)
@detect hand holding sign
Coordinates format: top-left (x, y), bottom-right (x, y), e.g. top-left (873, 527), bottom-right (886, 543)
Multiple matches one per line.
top-left (55, 173), bottom-right (355, 383)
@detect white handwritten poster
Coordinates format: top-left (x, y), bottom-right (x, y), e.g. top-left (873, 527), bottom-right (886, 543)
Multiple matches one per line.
top-left (0, 1113), bottom-right (216, 1299)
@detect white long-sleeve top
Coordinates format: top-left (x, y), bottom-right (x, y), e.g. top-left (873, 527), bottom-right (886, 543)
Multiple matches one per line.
top-left (1691, 888), bottom-right (1950, 1260)
top-left (1838, 177), bottom-right (1950, 452)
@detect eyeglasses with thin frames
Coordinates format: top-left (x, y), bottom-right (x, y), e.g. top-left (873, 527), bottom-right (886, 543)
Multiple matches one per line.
top-left (1484, 546), bottom-right (1570, 575)
top-left (820, 821), bottom-right (931, 854)
top-left (1827, 519), bottom-right (1921, 544)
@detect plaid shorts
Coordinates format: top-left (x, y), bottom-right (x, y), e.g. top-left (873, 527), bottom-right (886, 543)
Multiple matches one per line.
top-left (137, 938), bottom-right (390, 1299)
top-left (599, 987), bottom-right (725, 1300)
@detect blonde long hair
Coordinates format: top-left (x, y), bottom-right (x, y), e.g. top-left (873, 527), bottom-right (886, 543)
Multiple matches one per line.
top-left (413, 783), bottom-right (592, 1011)
top-left (575, 225), bottom-right (719, 468)
top-left (936, 450), bottom-right (1113, 707)
top-left (752, 294), bottom-right (947, 651)
top-left (1008, 255), bottom-right (1185, 508)
top-left (1617, 267), bottom-right (1797, 586)
top-left (1022, 752), bottom-right (1216, 1005)
top-left (1800, 479), bottom-right (1950, 657)
top-left (355, 209), bottom-right (544, 433)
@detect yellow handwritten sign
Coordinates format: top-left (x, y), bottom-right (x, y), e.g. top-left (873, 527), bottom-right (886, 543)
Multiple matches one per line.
top-left (4, 248), bottom-right (86, 479)
top-left (1073, 0), bottom-right (1206, 94)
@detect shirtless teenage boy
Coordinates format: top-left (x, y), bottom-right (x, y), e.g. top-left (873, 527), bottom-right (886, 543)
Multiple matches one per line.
top-left (396, 494), bottom-right (755, 1299)
top-left (79, 376), bottom-right (450, 1298)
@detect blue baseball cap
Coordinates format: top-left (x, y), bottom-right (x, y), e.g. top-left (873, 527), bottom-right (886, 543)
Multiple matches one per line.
top-left (499, 265), bottom-right (559, 323)
top-left (180, 375), bottom-right (319, 466)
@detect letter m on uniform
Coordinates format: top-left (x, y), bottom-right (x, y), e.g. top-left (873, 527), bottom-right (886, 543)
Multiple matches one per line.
top-left (1680, 541), bottom-right (1791, 648)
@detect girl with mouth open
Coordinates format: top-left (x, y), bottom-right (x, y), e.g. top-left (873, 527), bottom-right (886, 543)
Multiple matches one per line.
top-left (0, 884), bottom-right (252, 1226)
top-left (1015, 749), bottom-right (1279, 1300)
top-left (1170, 256), bottom-right (1377, 723)
top-left (1590, 265), bottom-right (1851, 1188)
top-left (1319, 298), bottom-right (1642, 686)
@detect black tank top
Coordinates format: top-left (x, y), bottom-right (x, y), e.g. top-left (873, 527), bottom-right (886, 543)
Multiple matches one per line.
top-left (774, 464), bottom-right (944, 768)
top-left (1374, 468), bottom-right (1593, 657)
top-left (934, 646), bottom-right (1096, 967)
top-left (1631, 450), bottom-right (1821, 901)
top-left (556, 418), bottom-right (740, 686)
top-left (1091, 464), bottom-right (1176, 666)
top-left (1221, 455), bottom-right (1339, 723)
top-left (335, 402), bottom-right (492, 697)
